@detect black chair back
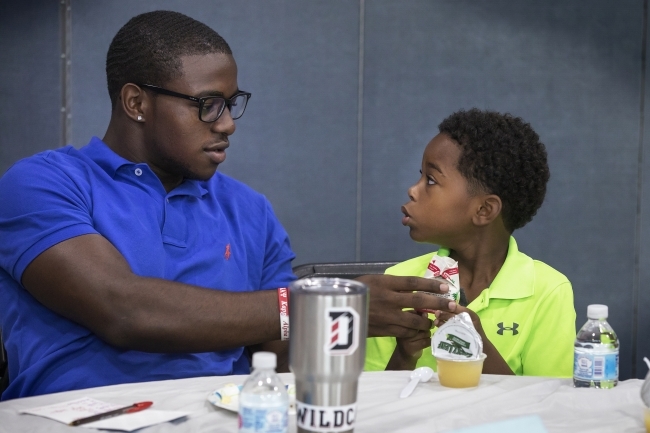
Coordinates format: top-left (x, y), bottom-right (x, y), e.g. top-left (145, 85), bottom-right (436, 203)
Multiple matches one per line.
top-left (292, 261), bottom-right (398, 280)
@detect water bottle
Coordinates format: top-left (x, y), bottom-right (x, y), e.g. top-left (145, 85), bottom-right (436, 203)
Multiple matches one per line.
top-left (239, 352), bottom-right (288, 433)
top-left (573, 304), bottom-right (619, 389)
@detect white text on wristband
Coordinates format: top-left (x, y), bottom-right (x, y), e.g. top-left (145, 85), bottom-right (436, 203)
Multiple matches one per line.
top-left (278, 287), bottom-right (289, 341)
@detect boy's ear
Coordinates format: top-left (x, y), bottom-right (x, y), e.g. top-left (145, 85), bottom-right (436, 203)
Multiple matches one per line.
top-left (472, 194), bottom-right (502, 227)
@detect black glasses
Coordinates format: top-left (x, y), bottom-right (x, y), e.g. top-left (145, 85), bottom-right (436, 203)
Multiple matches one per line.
top-left (137, 84), bottom-right (251, 122)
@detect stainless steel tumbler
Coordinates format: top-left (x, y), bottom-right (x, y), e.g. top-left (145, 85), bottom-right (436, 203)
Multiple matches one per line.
top-left (289, 277), bottom-right (368, 433)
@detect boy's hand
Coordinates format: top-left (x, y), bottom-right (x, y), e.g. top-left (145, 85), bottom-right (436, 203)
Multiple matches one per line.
top-left (397, 329), bottom-right (432, 358)
top-left (431, 303), bottom-right (514, 375)
top-left (386, 312), bottom-right (432, 371)
top-left (431, 303), bottom-right (485, 336)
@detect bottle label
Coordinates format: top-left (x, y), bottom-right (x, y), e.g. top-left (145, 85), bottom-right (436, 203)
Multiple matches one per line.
top-left (296, 401), bottom-right (356, 432)
top-left (238, 404), bottom-right (288, 433)
top-left (573, 348), bottom-right (619, 381)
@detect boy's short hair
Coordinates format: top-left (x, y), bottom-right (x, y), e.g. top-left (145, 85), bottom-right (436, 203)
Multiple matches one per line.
top-left (106, 10), bottom-right (232, 106)
top-left (438, 108), bottom-right (549, 232)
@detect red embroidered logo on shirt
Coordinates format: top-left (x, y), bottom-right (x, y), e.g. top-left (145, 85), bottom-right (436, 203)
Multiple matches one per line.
top-left (224, 243), bottom-right (231, 260)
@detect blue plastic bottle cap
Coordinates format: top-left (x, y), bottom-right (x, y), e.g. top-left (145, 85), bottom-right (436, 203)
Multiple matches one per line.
top-left (587, 304), bottom-right (608, 319)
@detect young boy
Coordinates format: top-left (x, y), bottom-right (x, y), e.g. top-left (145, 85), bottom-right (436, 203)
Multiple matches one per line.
top-left (364, 109), bottom-right (575, 377)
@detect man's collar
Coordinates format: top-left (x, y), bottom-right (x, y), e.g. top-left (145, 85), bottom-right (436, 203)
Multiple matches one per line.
top-left (80, 136), bottom-right (208, 198)
top-left (80, 136), bottom-right (131, 177)
top-left (437, 237), bottom-right (534, 300)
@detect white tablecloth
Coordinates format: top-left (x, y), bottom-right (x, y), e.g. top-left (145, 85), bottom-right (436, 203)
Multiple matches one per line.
top-left (0, 371), bottom-right (646, 432)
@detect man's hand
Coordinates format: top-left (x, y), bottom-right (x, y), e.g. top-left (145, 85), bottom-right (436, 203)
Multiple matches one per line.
top-left (354, 274), bottom-right (453, 338)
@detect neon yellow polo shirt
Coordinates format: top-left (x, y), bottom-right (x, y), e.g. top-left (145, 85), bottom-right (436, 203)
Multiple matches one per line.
top-left (365, 237), bottom-right (576, 378)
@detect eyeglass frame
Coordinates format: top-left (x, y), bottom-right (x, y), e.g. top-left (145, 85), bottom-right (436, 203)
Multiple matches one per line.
top-left (136, 83), bottom-right (252, 122)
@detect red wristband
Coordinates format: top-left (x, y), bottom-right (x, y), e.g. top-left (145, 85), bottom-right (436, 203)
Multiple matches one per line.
top-left (278, 287), bottom-right (289, 341)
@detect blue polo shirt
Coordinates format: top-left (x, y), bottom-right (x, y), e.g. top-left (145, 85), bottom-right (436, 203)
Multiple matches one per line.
top-left (0, 137), bottom-right (296, 399)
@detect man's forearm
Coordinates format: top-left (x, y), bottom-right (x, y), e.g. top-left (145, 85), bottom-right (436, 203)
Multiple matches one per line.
top-left (101, 277), bottom-right (283, 352)
top-left (22, 233), bottom-right (284, 353)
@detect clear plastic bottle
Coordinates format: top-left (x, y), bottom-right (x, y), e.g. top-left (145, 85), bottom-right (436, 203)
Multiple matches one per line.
top-left (238, 352), bottom-right (288, 433)
top-left (573, 304), bottom-right (619, 389)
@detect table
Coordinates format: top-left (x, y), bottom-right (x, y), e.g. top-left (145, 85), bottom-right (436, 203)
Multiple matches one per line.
top-left (0, 371), bottom-right (646, 432)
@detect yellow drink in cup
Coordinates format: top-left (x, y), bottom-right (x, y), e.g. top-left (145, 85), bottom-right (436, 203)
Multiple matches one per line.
top-left (645, 407), bottom-right (650, 433)
top-left (435, 353), bottom-right (487, 388)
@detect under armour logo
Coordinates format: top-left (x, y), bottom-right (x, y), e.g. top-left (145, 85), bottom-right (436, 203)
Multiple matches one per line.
top-left (224, 243), bottom-right (231, 260)
top-left (497, 322), bottom-right (519, 335)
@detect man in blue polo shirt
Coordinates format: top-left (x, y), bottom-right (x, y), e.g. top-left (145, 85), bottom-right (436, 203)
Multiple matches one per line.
top-left (0, 11), bottom-right (455, 400)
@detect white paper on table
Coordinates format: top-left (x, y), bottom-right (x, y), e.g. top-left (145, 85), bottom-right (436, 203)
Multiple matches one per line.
top-left (19, 397), bottom-right (125, 424)
top-left (19, 397), bottom-right (189, 431)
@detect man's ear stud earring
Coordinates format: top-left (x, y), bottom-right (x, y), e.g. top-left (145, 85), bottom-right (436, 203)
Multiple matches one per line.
top-left (137, 115), bottom-right (144, 121)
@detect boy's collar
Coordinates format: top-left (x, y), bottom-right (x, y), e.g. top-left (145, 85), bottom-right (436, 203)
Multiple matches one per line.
top-left (487, 237), bottom-right (534, 299)
top-left (437, 237), bottom-right (534, 300)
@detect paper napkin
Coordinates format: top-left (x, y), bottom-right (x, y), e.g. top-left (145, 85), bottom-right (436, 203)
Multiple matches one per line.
top-left (20, 397), bottom-right (189, 431)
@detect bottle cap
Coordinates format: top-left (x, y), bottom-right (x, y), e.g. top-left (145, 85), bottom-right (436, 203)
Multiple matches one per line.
top-left (252, 351), bottom-right (277, 369)
top-left (587, 304), bottom-right (608, 319)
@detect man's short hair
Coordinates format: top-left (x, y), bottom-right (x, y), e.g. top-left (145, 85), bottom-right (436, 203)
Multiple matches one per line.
top-left (438, 108), bottom-right (550, 232)
top-left (106, 10), bottom-right (232, 106)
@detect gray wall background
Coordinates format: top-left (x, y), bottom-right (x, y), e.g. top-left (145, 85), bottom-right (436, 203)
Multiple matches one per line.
top-left (1, 0), bottom-right (648, 380)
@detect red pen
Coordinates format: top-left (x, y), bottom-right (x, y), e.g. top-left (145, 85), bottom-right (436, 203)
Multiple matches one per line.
top-left (69, 401), bottom-right (153, 426)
